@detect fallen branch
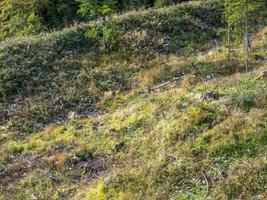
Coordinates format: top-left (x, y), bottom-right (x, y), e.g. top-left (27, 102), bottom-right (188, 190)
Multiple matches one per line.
top-left (140, 77), bottom-right (181, 94)
top-left (206, 165), bottom-right (223, 179)
top-left (201, 169), bottom-right (210, 198)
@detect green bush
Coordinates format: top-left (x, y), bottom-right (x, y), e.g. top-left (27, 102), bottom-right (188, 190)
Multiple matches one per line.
top-left (103, 20), bottom-right (121, 50)
top-left (0, 0), bottom-right (44, 40)
top-left (229, 78), bottom-right (267, 111)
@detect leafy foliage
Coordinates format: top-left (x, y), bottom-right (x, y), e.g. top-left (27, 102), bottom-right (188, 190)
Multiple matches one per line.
top-left (76, 0), bottom-right (116, 20)
top-left (0, 0), bottom-right (43, 40)
top-left (224, 0), bottom-right (266, 42)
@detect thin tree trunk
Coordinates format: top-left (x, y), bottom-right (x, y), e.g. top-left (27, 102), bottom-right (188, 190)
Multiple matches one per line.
top-left (227, 23), bottom-right (231, 62)
top-left (245, 0), bottom-right (249, 72)
top-left (245, 29), bottom-right (249, 72)
top-left (225, 0), bottom-right (231, 62)
top-left (102, 15), bottom-right (107, 50)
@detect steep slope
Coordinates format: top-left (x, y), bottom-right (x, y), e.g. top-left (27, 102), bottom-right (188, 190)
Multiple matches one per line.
top-left (1, 61), bottom-right (267, 199)
top-left (1, 29), bottom-right (266, 199)
top-left (0, 0), bottom-right (224, 134)
top-left (0, 0), bottom-right (267, 199)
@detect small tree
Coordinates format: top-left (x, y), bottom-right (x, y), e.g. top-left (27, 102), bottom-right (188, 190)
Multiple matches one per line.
top-left (77, 0), bottom-right (120, 51)
top-left (76, 0), bottom-right (116, 21)
top-left (224, 0), bottom-right (264, 72)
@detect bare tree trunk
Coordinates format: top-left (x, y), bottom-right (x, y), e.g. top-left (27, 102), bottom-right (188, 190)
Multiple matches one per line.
top-left (102, 15), bottom-right (107, 50)
top-left (245, 29), bottom-right (249, 72)
top-left (225, 0), bottom-right (231, 62)
top-left (245, 0), bottom-right (249, 72)
top-left (227, 23), bottom-right (231, 62)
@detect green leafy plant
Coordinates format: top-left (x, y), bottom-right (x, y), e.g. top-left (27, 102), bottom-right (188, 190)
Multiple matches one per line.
top-left (76, 0), bottom-right (116, 20)
top-left (0, 0), bottom-right (43, 40)
top-left (103, 19), bottom-right (121, 50)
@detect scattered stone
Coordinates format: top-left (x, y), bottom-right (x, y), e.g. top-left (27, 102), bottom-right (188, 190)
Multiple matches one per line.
top-left (14, 95), bottom-right (23, 103)
top-left (201, 91), bottom-right (221, 100)
top-left (92, 121), bottom-right (100, 131)
top-left (67, 153), bottom-right (99, 175)
top-left (256, 70), bottom-right (267, 80)
top-left (174, 70), bottom-right (185, 77)
top-left (68, 111), bottom-right (77, 120)
top-left (70, 156), bottom-right (81, 166)
top-left (53, 144), bottom-right (69, 153)
top-left (31, 194), bottom-right (38, 200)
top-left (63, 51), bottom-right (77, 57)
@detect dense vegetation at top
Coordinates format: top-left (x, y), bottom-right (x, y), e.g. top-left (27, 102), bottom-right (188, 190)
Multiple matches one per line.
top-left (0, 0), bottom-right (190, 40)
top-left (0, 0), bottom-right (267, 199)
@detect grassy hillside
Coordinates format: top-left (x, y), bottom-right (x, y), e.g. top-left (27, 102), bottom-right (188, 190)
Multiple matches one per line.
top-left (0, 0), bottom-right (224, 134)
top-left (0, 0), bottom-right (267, 199)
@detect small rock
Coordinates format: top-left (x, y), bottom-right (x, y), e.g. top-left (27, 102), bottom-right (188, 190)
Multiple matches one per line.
top-left (63, 51), bottom-right (77, 57)
top-left (201, 91), bottom-right (221, 100)
top-left (70, 156), bottom-right (81, 166)
top-left (261, 71), bottom-right (267, 76)
top-left (92, 121), bottom-right (100, 131)
top-left (174, 70), bottom-right (185, 77)
top-left (80, 155), bottom-right (95, 173)
top-left (31, 194), bottom-right (38, 200)
top-left (256, 70), bottom-right (267, 80)
top-left (68, 111), bottom-right (77, 120)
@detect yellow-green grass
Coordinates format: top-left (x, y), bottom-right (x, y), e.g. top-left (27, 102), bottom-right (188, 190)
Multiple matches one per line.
top-left (1, 62), bottom-right (266, 199)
